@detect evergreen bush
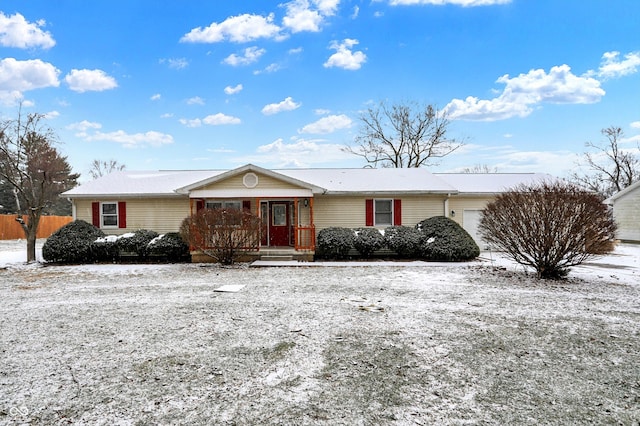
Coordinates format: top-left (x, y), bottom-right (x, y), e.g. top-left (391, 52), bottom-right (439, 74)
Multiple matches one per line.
top-left (316, 227), bottom-right (355, 259)
top-left (42, 220), bottom-right (105, 263)
top-left (384, 226), bottom-right (422, 258)
top-left (148, 232), bottom-right (190, 262)
top-left (416, 216), bottom-right (480, 261)
top-left (116, 229), bottom-right (159, 258)
top-left (91, 235), bottom-right (120, 262)
top-left (353, 228), bottom-right (386, 258)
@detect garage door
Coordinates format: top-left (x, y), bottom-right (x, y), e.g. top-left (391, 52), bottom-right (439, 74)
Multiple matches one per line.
top-left (462, 209), bottom-right (486, 249)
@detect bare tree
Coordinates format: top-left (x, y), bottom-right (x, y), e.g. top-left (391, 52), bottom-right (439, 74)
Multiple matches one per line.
top-left (571, 126), bottom-right (640, 197)
top-left (0, 109), bottom-right (79, 262)
top-left (344, 100), bottom-right (463, 168)
top-left (479, 181), bottom-right (616, 279)
top-left (460, 164), bottom-right (498, 173)
top-left (89, 159), bottom-right (126, 180)
top-left (180, 207), bottom-right (264, 265)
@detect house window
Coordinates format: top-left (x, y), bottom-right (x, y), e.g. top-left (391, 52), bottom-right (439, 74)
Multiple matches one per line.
top-left (374, 199), bottom-right (393, 226)
top-left (272, 204), bottom-right (286, 226)
top-left (101, 202), bottom-right (118, 227)
top-left (205, 200), bottom-right (242, 210)
top-left (206, 200), bottom-right (243, 225)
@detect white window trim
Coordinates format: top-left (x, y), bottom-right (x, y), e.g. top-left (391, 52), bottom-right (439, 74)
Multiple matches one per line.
top-left (101, 201), bottom-right (119, 229)
top-left (374, 199), bottom-right (393, 226)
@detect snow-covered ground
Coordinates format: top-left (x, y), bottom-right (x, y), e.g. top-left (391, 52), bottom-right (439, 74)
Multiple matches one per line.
top-left (1, 240), bottom-right (639, 424)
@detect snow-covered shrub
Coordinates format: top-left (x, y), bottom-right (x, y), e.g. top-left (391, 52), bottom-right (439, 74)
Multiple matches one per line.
top-left (42, 220), bottom-right (105, 263)
top-left (416, 216), bottom-right (479, 261)
top-left (353, 227), bottom-right (386, 258)
top-left (316, 227), bottom-right (355, 260)
top-left (91, 235), bottom-right (120, 262)
top-left (384, 226), bottom-right (422, 258)
top-left (148, 233), bottom-right (190, 262)
top-left (116, 229), bottom-right (159, 258)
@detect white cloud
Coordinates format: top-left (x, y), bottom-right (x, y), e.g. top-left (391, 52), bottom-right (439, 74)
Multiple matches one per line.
top-left (324, 39), bottom-right (366, 70)
top-left (160, 113), bottom-right (174, 119)
top-left (283, 0), bottom-right (324, 33)
top-left (442, 143), bottom-right (577, 176)
top-left (67, 120), bottom-right (101, 138)
top-left (313, 0), bottom-right (340, 15)
top-left (150, 93), bottom-right (161, 101)
top-left (591, 51), bottom-right (640, 80)
top-left (282, 0), bottom-right (340, 33)
top-left (261, 97), bottom-right (301, 115)
top-left (0, 58), bottom-right (60, 105)
top-left (0, 12), bottom-right (55, 49)
top-left (444, 64), bottom-right (604, 121)
top-left (67, 120), bottom-right (102, 134)
top-left (224, 84), bottom-right (243, 95)
top-left (44, 110), bottom-right (60, 119)
top-left (389, 0), bottom-right (511, 6)
top-left (160, 58), bottom-right (189, 70)
top-left (223, 47), bottom-right (266, 66)
top-left (203, 113), bottom-right (241, 125)
top-left (186, 96), bottom-right (205, 105)
top-left (69, 121), bottom-right (173, 148)
top-left (65, 69), bottom-right (118, 93)
top-left (289, 47), bottom-right (304, 55)
top-left (254, 63), bottom-right (282, 75)
top-left (630, 121), bottom-right (640, 129)
top-left (84, 130), bottom-right (174, 148)
top-left (181, 113), bottom-right (242, 127)
top-left (300, 114), bottom-right (352, 134)
top-left (0, 58), bottom-right (60, 91)
top-left (237, 137), bottom-right (352, 167)
top-left (180, 13), bottom-right (283, 43)
top-left (179, 118), bottom-right (202, 128)
top-left (351, 6), bottom-right (360, 19)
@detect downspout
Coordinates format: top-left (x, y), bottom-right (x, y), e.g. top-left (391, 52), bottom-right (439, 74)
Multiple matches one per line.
top-left (70, 199), bottom-right (76, 220)
top-left (444, 194), bottom-right (451, 218)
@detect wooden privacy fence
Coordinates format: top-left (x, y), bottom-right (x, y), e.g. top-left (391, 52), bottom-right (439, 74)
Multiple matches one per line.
top-left (0, 215), bottom-right (73, 240)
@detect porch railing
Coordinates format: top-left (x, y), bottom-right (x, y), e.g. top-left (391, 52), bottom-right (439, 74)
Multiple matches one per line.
top-left (294, 225), bottom-right (315, 251)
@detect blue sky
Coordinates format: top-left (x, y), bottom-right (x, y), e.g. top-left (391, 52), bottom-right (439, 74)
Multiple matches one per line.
top-left (1, 0), bottom-right (639, 180)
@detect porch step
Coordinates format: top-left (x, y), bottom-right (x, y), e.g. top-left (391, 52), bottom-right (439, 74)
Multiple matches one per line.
top-left (260, 255), bottom-right (294, 261)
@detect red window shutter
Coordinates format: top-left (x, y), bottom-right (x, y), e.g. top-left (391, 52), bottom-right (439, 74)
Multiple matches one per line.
top-left (393, 199), bottom-right (402, 226)
top-left (118, 201), bottom-right (127, 229)
top-left (92, 202), bottom-right (100, 227)
top-left (365, 199), bottom-right (374, 226)
top-left (242, 200), bottom-right (251, 212)
top-left (196, 200), bottom-right (205, 211)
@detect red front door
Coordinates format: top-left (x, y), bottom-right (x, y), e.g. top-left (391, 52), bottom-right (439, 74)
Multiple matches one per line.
top-left (269, 201), bottom-right (292, 246)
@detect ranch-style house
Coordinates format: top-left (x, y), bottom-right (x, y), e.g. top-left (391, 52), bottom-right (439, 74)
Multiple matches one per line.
top-left (62, 164), bottom-right (551, 257)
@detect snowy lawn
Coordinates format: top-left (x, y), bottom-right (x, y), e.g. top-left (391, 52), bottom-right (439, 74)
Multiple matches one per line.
top-left (1, 240), bottom-right (639, 424)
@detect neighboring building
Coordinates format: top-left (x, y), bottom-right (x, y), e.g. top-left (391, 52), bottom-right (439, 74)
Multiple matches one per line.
top-left (62, 164), bottom-right (551, 253)
top-left (605, 180), bottom-right (640, 243)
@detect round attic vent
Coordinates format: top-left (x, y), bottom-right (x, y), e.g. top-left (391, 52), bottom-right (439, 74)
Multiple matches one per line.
top-left (243, 172), bottom-right (259, 188)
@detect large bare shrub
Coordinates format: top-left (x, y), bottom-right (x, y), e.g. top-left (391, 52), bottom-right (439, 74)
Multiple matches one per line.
top-left (479, 181), bottom-right (616, 279)
top-left (180, 207), bottom-right (264, 265)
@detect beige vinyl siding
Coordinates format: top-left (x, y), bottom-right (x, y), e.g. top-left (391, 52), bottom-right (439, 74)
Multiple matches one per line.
top-left (313, 194), bottom-right (447, 231)
top-left (448, 196), bottom-right (495, 226)
top-left (402, 195), bottom-right (447, 226)
top-left (201, 171), bottom-right (305, 192)
top-left (613, 190), bottom-right (640, 242)
top-left (74, 197), bottom-right (190, 235)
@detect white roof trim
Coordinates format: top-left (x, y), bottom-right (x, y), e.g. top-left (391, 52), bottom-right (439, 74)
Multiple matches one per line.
top-left (190, 189), bottom-right (313, 198)
top-left (605, 179), bottom-right (640, 203)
